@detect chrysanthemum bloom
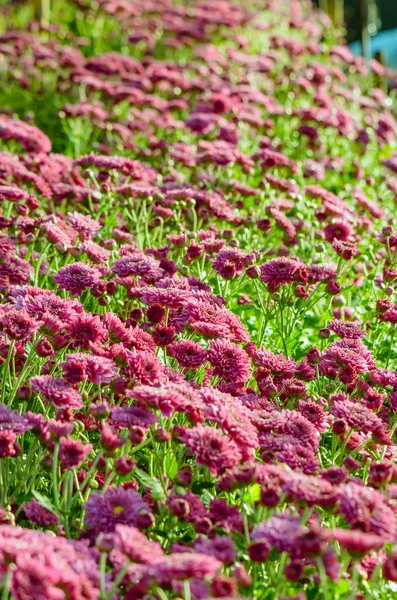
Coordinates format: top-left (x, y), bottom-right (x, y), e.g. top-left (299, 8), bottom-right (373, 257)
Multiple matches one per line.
top-left (268, 206), bottom-right (296, 240)
top-left (54, 263), bottom-right (102, 296)
top-left (152, 325), bottom-right (175, 347)
top-left (0, 308), bottom-right (38, 341)
top-left (253, 347), bottom-right (296, 380)
top-left (187, 299), bottom-right (250, 343)
top-left (332, 239), bottom-right (359, 260)
top-left (331, 399), bottom-right (384, 434)
top-left (85, 488), bottom-right (152, 534)
top-left (260, 257), bottom-right (308, 292)
top-left (0, 526), bottom-right (100, 599)
top-left (282, 474), bottom-right (337, 508)
top-left (111, 405), bottom-right (158, 429)
top-left (29, 376), bottom-right (82, 409)
top-left (0, 114), bottom-right (52, 153)
top-left (338, 482), bottom-right (396, 540)
top-left (206, 339), bottom-right (250, 383)
top-left (124, 349), bottom-right (162, 385)
top-left (252, 512), bottom-right (303, 553)
top-left (12, 288), bottom-right (83, 324)
top-left (23, 498), bottom-right (59, 527)
top-left (59, 437), bottom-right (92, 469)
top-left (67, 211), bottom-right (101, 240)
top-left (328, 319), bottom-right (365, 339)
top-left (129, 384), bottom-right (185, 418)
top-left (323, 221), bottom-right (353, 242)
top-left (0, 404), bottom-right (34, 434)
top-left (319, 339), bottom-right (375, 383)
top-left (113, 252), bottom-right (161, 279)
top-left (177, 425), bottom-right (242, 476)
top-left (61, 353), bottom-right (117, 384)
top-left (82, 240), bottom-right (111, 263)
top-left (332, 529), bottom-right (384, 557)
top-left (212, 247), bottom-right (251, 280)
top-left (194, 535), bottom-right (236, 565)
top-left (200, 389), bottom-right (258, 459)
top-left (297, 400), bottom-right (329, 432)
top-left (67, 313), bottom-right (108, 349)
top-left (0, 430), bottom-right (18, 458)
top-left (167, 339), bottom-right (207, 369)
top-left (150, 552), bottom-right (222, 584)
top-left (0, 255), bottom-right (32, 286)
top-left (110, 524), bottom-right (164, 569)
top-left (383, 552), bottom-right (397, 581)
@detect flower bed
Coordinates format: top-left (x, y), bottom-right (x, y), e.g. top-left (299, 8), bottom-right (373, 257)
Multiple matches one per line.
top-left (0, 0), bottom-right (397, 598)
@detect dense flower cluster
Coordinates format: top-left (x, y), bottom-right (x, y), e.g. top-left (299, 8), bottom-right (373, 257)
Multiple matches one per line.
top-left (0, 0), bottom-right (397, 598)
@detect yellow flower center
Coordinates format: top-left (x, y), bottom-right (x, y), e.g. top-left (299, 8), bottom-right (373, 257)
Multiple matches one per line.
top-left (113, 505), bottom-right (124, 515)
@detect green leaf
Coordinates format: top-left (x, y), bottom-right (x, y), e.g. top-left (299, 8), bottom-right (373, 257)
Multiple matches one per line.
top-left (134, 468), bottom-right (166, 500)
top-left (165, 454), bottom-right (178, 479)
top-left (32, 491), bottom-right (58, 515)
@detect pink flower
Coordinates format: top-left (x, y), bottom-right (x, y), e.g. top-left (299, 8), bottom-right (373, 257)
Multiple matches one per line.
top-left (54, 263), bottom-right (102, 296)
top-left (67, 211), bottom-right (101, 240)
top-left (61, 353), bottom-right (117, 384)
top-left (207, 339), bottom-right (250, 383)
top-left (177, 425), bottom-right (243, 476)
top-left (167, 339), bottom-right (207, 369)
top-left (59, 437), bottom-right (92, 469)
top-left (212, 248), bottom-right (251, 280)
top-left (23, 498), bottom-right (59, 527)
top-left (85, 488), bottom-right (151, 534)
top-left (0, 308), bottom-right (38, 341)
top-left (30, 375), bottom-right (82, 409)
top-left (260, 257), bottom-right (308, 292)
top-left (67, 313), bottom-right (108, 349)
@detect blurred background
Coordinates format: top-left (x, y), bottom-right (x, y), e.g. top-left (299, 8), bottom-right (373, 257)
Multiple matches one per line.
top-left (313, 0), bottom-right (397, 67)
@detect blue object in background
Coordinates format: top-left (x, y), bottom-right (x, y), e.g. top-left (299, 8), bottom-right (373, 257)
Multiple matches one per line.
top-left (349, 28), bottom-right (397, 67)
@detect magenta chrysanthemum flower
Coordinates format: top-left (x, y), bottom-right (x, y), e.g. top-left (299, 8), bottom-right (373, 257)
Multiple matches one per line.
top-left (82, 240), bottom-right (111, 263)
top-left (59, 437), bottom-right (92, 469)
top-left (252, 512), bottom-right (303, 553)
top-left (0, 308), bottom-right (38, 341)
top-left (67, 313), bottom-right (108, 349)
top-left (11, 288), bottom-right (83, 323)
top-left (0, 404), bottom-right (34, 434)
top-left (129, 384), bottom-right (185, 417)
top-left (194, 535), bottom-right (236, 565)
top-left (0, 527), bottom-right (100, 599)
top-left (23, 498), bottom-right (59, 527)
top-left (54, 263), bottom-right (102, 296)
top-left (319, 339), bottom-right (375, 382)
top-left (331, 399), bottom-right (384, 434)
top-left (212, 248), bottom-right (251, 280)
top-left (67, 211), bottom-right (101, 240)
top-left (110, 524), bottom-right (164, 566)
top-left (29, 375), bottom-right (82, 409)
top-left (282, 474), bottom-right (337, 507)
top-left (167, 339), bottom-right (207, 369)
top-left (150, 553), bottom-right (222, 584)
top-left (206, 339), bottom-right (250, 383)
top-left (125, 350), bottom-right (162, 384)
top-left (260, 257), bottom-right (308, 292)
top-left (61, 353), bottom-right (117, 384)
top-left (178, 425), bottom-right (242, 475)
top-left (84, 488), bottom-right (151, 534)
top-left (253, 347), bottom-right (296, 380)
top-left (332, 529), bottom-right (384, 557)
top-left (328, 319), bottom-right (365, 339)
top-left (324, 221), bottom-right (353, 242)
top-left (113, 252), bottom-right (160, 278)
top-left (111, 405), bottom-right (158, 429)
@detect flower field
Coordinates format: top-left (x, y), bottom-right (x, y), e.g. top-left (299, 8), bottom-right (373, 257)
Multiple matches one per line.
top-left (2, 0), bottom-right (397, 598)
